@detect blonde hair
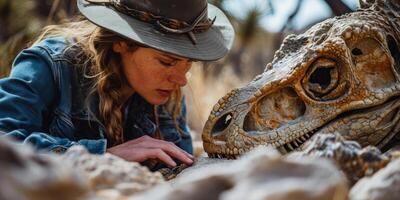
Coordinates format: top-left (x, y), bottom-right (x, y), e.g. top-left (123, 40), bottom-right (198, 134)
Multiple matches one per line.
top-left (35, 18), bottom-right (184, 146)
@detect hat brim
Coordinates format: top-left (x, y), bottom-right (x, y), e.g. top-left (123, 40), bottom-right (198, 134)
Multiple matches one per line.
top-left (77, 0), bottom-right (235, 61)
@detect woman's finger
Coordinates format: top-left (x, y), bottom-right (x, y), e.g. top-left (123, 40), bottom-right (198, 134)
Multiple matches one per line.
top-left (135, 139), bottom-right (194, 165)
top-left (156, 142), bottom-right (194, 165)
top-left (165, 141), bottom-right (194, 160)
top-left (144, 148), bottom-right (177, 167)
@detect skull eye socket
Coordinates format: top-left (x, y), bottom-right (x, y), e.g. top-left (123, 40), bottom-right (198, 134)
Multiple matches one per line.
top-left (302, 58), bottom-right (348, 101)
top-left (309, 67), bottom-right (334, 89)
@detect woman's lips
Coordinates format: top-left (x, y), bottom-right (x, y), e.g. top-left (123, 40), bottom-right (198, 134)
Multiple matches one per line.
top-left (156, 89), bottom-right (173, 97)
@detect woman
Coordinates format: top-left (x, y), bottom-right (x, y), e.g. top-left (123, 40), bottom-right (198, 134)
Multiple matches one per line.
top-left (0, 0), bottom-right (234, 169)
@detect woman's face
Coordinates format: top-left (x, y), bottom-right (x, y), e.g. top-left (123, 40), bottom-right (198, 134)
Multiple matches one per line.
top-left (113, 42), bottom-right (193, 105)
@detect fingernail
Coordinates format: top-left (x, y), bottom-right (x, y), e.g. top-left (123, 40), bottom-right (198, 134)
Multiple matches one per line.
top-left (171, 161), bottom-right (177, 167)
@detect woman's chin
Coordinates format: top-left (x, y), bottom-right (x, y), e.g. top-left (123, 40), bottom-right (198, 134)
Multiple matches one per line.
top-left (147, 96), bottom-right (169, 105)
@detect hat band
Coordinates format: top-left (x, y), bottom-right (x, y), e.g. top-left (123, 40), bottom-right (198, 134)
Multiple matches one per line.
top-left (85, 0), bottom-right (216, 44)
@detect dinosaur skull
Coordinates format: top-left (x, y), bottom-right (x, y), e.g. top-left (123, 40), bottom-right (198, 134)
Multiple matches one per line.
top-left (202, 0), bottom-right (400, 158)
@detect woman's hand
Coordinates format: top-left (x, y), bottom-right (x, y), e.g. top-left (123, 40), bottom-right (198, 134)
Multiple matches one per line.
top-left (106, 135), bottom-right (194, 167)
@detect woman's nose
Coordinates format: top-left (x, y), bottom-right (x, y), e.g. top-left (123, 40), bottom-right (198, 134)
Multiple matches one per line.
top-left (168, 61), bottom-right (192, 87)
top-left (168, 72), bottom-right (188, 87)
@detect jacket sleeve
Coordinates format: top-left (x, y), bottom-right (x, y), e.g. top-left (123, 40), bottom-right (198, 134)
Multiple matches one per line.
top-left (0, 46), bottom-right (107, 154)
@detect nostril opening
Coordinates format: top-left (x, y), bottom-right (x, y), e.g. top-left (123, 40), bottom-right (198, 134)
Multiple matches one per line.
top-left (351, 48), bottom-right (363, 56)
top-left (211, 112), bottom-right (233, 135)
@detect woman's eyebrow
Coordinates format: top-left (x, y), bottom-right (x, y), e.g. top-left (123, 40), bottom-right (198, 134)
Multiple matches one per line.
top-left (160, 53), bottom-right (182, 61)
top-left (160, 53), bottom-right (197, 62)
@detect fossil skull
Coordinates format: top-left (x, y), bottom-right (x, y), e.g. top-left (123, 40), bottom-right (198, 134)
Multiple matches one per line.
top-left (202, 0), bottom-right (400, 158)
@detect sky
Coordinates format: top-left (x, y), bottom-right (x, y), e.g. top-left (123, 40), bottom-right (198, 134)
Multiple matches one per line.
top-left (223, 0), bottom-right (359, 32)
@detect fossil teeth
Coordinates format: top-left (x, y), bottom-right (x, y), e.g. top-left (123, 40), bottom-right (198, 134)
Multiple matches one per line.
top-left (296, 138), bottom-right (302, 144)
top-left (287, 143), bottom-right (294, 151)
top-left (278, 146), bottom-right (288, 154)
top-left (293, 140), bottom-right (299, 147)
top-left (305, 133), bottom-right (310, 138)
top-left (301, 136), bottom-right (307, 141)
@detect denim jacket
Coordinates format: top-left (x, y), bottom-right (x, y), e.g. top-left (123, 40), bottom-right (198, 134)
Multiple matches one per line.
top-left (0, 37), bottom-right (193, 155)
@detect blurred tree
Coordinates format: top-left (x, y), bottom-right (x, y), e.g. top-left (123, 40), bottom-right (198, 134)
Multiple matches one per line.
top-left (282, 0), bottom-right (353, 31)
top-left (324, 0), bottom-right (353, 15)
top-left (0, 0), bottom-right (77, 77)
top-left (229, 1), bottom-right (273, 75)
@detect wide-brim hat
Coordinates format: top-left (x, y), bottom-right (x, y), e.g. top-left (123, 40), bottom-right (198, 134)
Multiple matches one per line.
top-left (77, 0), bottom-right (235, 61)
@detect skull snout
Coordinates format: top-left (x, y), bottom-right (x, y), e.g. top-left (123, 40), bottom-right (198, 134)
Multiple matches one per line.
top-left (243, 87), bottom-right (306, 132)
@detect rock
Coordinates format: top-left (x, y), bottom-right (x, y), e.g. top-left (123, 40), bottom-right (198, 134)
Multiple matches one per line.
top-left (62, 145), bottom-right (165, 198)
top-left (0, 137), bottom-right (89, 200)
top-left (350, 159), bottom-right (400, 200)
top-left (0, 136), bottom-right (166, 200)
top-left (291, 133), bottom-right (390, 184)
top-left (134, 147), bottom-right (348, 200)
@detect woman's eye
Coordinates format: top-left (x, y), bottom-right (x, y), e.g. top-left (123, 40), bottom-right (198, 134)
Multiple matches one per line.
top-left (158, 59), bottom-right (176, 67)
